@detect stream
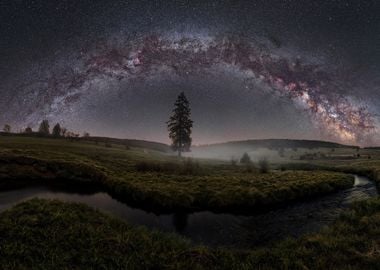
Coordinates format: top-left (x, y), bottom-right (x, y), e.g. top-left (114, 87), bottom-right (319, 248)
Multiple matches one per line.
top-left (0, 175), bottom-right (377, 248)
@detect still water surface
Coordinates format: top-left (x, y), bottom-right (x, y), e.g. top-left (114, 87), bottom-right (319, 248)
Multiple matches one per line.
top-left (0, 175), bottom-right (377, 248)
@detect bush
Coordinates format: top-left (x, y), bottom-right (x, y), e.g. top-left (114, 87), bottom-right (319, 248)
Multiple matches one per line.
top-left (258, 158), bottom-right (269, 173)
top-left (24, 127), bottom-right (33, 133)
top-left (240, 152), bottom-right (251, 164)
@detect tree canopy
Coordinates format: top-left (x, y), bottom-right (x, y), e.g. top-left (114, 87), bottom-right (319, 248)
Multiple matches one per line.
top-left (3, 124), bottom-right (11, 133)
top-left (52, 123), bottom-right (61, 137)
top-left (167, 92), bottom-right (193, 157)
top-left (38, 120), bottom-right (50, 135)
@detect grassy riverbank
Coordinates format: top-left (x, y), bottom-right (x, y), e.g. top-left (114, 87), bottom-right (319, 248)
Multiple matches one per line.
top-left (0, 136), bottom-right (379, 269)
top-left (282, 156), bottom-right (380, 189)
top-left (0, 198), bottom-right (379, 269)
top-left (0, 136), bottom-right (354, 213)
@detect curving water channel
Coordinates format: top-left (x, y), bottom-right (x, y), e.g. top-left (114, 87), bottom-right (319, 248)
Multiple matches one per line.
top-left (0, 175), bottom-right (377, 248)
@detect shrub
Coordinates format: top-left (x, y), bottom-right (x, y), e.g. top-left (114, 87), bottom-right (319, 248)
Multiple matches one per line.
top-left (258, 158), bottom-right (269, 173)
top-left (24, 127), bottom-right (33, 133)
top-left (240, 152), bottom-right (251, 164)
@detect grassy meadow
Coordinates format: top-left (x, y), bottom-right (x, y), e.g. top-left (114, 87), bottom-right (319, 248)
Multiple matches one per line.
top-left (0, 136), bottom-right (355, 213)
top-left (0, 135), bottom-right (380, 269)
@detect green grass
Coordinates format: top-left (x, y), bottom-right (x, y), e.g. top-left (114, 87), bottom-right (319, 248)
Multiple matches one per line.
top-left (252, 197), bottom-right (380, 269)
top-left (0, 198), bottom-right (379, 269)
top-left (0, 136), bottom-right (354, 213)
top-left (0, 136), bottom-right (379, 269)
top-left (280, 150), bottom-right (380, 188)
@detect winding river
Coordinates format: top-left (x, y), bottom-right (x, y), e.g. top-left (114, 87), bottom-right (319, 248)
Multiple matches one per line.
top-left (0, 175), bottom-right (377, 248)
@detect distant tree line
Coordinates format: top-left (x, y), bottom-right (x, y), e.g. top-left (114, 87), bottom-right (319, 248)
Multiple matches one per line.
top-left (2, 93), bottom-right (193, 157)
top-left (1, 120), bottom-right (90, 139)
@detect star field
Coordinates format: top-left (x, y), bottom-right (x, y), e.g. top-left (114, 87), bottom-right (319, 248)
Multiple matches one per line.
top-left (0, 0), bottom-right (379, 145)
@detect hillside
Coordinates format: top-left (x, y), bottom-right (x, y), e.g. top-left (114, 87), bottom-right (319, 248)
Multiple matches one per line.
top-left (189, 139), bottom-right (359, 160)
top-left (197, 139), bottom-right (357, 149)
top-left (0, 132), bottom-right (172, 153)
top-left (83, 136), bottom-right (171, 153)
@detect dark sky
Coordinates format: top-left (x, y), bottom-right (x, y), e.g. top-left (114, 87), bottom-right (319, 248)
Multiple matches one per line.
top-left (1, 0), bottom-right (379, 145)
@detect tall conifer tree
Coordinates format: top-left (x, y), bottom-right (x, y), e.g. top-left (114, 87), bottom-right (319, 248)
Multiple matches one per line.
top-left (167, 92), bottom-right (193, 157)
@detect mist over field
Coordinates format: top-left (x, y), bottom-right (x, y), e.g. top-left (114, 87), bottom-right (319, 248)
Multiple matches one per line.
top-left (1, 1), bottom-right (380, 269)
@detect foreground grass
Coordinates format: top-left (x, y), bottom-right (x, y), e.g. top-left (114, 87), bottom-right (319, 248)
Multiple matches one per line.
top-left (256, 197), bottom-right (380, 269)
top-left (0, 136), bottom-right (354, 213)
top-left (0, 199), bottom-right (241, 270)
top-left (0, 198), bottom-right (379, 269)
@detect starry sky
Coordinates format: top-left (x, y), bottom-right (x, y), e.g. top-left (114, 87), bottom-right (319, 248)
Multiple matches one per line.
top-left (0, 0), bottom-right (379, 146)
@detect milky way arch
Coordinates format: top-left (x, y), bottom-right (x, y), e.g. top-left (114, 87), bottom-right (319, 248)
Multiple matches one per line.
top-left (9, 33), bottom-right (376, 144)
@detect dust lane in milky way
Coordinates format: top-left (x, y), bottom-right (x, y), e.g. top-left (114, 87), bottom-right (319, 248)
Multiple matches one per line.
top-left (3, 33), bottom-right (377, 144)
top-left (1, 1), bottom-right (379, 145)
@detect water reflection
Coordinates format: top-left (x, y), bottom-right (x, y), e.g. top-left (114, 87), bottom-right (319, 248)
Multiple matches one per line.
top-left (173, 213), bottom-right (188, 233)
top-left (0, 175), bottom-right (377, 248)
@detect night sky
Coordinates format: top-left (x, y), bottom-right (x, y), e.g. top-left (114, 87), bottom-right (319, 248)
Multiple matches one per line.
top-left (1, 0), bottom-right (379, 146)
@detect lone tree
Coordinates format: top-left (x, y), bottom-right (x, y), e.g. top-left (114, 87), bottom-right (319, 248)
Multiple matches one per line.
top-left (3, 124), bottom-right (11, 133)
top-left (52, 123), bottom-right (61, 137)
top-left (38, 120), bottom-right (50, 135)
top-left (167, 92), bottom-right (193, 157)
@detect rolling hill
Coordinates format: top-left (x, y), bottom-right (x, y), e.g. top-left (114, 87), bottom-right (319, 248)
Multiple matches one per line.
top-left (188, 139), bottom-right (359, 160)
